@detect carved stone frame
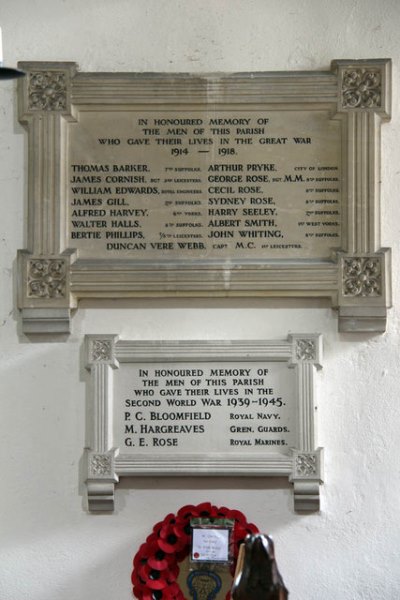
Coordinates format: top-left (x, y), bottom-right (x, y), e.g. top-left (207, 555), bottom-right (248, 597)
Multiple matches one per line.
top-left (84, 334), bottom-right (323, 512)
top-left (17, 59), bottom-right (391, 334)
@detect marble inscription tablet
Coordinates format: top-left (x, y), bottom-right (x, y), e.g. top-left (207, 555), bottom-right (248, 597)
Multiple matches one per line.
top-left (84, 335), bottom-right (323, 512)
top-left (17, 60), bottom-right (391, 333)
top-left (67, 109), bottom-right (340, 261)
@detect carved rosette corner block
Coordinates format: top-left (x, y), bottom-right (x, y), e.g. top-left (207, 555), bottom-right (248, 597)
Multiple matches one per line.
top-left (17, 251), bottom-right (76, 334)
top-left (333, 58), bottom-right (391, 118)
top-left (290, 449), bottom-right (324, 512)
top-left (85, 334), bottom-right (119, 369)
top-left (27, 258), bottom-right (67, 299)
top-left (89, 452), bottom-right (113, 477)
top-left (296, 338), bottom-right (316, 361)
top-left (338, 251), bottom-right (391, 333)
top-left (342, 256), bottom-right (382, 298)
top-left (18, 61), bottom-right (77, 118)
top-left (289, 333), bottom-right (323, 368)
top-left (28, 70), bottom-right (67, 111)
top-left (342, 68), bottom-right (381, 109)
top-left (87, 451), bottom-right (119, 512)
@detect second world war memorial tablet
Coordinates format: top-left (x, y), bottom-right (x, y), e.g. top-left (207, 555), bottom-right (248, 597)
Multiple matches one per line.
top-left (84, 335), bottom-right (323, 512)
top-left (17, 60), bottom-right (391, 333)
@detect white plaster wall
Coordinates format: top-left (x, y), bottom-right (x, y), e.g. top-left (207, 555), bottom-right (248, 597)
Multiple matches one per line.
top-left (1, 1), bottom-right (400, 598)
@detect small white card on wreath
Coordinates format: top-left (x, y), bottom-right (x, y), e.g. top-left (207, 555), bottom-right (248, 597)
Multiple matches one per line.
top-left (192, 528), bottom-right (230, 563)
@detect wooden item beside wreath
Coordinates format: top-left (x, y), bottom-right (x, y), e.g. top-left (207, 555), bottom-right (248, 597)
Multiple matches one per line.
top-left (131, 503), bottom-right (259, 600)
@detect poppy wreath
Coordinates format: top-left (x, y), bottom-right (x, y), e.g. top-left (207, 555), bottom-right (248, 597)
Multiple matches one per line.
top-left (131, 502), bottom-right (259, 600)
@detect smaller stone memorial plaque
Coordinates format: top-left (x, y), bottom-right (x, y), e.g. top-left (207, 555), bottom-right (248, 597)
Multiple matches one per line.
top-left (84, 335), bottom-right (323, 512)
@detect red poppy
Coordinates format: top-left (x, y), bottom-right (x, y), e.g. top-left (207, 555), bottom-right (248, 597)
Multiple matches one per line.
top-left (152, 520), bottom-right (165, 532)
top-left (161, 513), bottom-right (177, 526)
top-left (138, 564), bottom-right (172, 590)
top-left (194, 501), bottom-right (214, 517)
top-left (148, 548), bottom-right (175, 571)
top-left (132, 568), bottom-right (148, 599)
top-left (142, 582), bottom-right (182, 600)
top-left (158, 522), bottom-right (187, 554)
top-left (131, 570), bottom-right (146, 589)
top-left (133, 541), bottom-right (155, 569)
top-left (142, 590), bottom-right (163, 600)
top-left (176, 505), bottom-right (199, 520)
top-left (219, 507), bottom-right (247, 525)
top-left (172, 516), bottom-right (192, 545)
